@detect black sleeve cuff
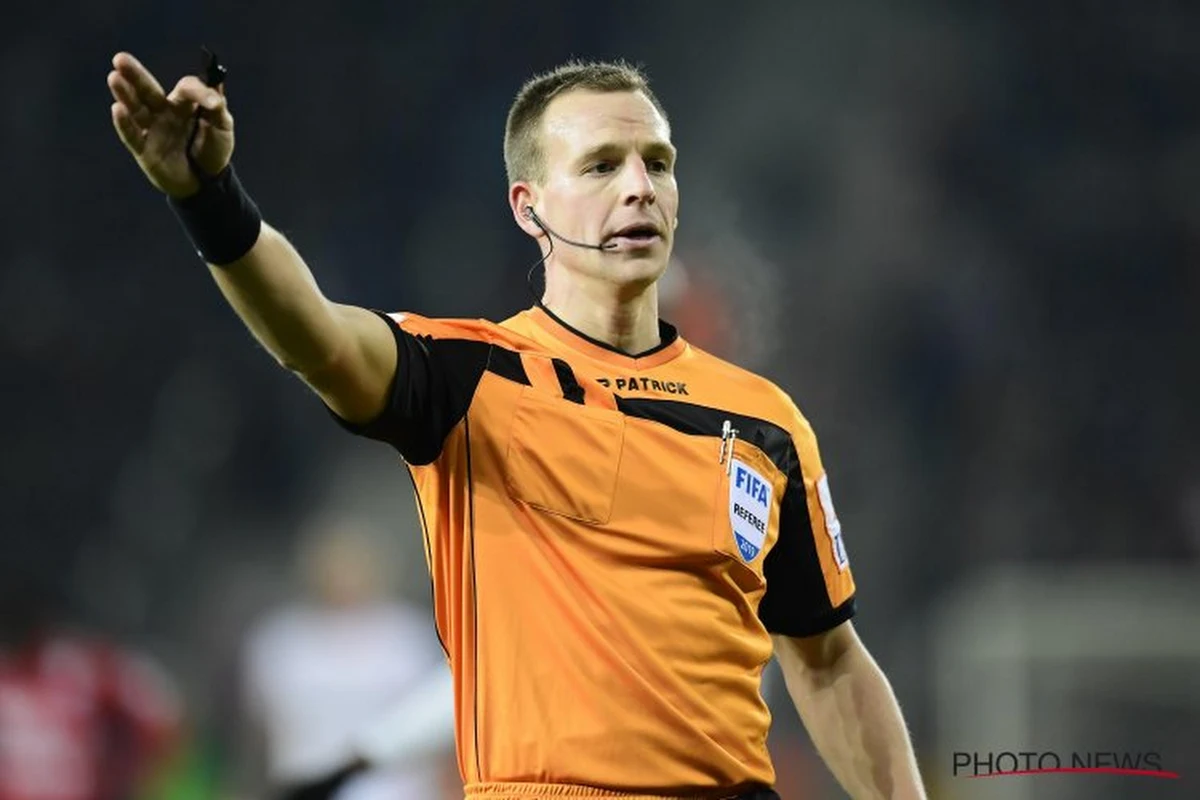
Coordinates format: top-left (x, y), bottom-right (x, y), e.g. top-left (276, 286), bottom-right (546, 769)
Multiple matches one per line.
top-left (763, 595), bottom-right (857, 638)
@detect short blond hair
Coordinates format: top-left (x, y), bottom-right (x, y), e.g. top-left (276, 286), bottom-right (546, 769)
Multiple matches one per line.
top-left (503, 59), bottom-right (668, 186)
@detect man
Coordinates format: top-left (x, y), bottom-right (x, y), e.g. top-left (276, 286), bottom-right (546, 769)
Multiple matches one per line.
top-left (235, 515), bottom-right (454, 800)
top-left (107, 51), bottom-right (927, 799)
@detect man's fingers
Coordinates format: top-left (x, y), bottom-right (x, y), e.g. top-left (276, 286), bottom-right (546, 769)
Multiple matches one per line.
top-left (106, 71), bottom-right (154, 127)
top-left (203, 89), bottom-right (234, 132)
top-left (112, 52), bottom-right (168, 111)
top-left (111, 102), bottom-right (146, 154)
top-left (168, 76), bottom-right (233, 131)
top-left (166, 75), bottom-right (210, 109)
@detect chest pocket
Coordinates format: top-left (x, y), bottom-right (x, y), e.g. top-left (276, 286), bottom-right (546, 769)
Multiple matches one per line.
top-left (504, 356), bottom-right (625, 524)
top-left (712, 438), bottom-right (786, 590)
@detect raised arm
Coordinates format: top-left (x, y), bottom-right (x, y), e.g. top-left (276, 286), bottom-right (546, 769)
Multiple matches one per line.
top-left (107, 51), bottom-right (393, 423)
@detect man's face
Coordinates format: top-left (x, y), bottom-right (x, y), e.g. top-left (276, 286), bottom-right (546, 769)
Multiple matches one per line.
top-left (525, 89), bottom-right (678, 291)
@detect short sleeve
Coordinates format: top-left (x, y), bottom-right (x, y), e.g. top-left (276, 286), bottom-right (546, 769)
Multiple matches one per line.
top-left (330, 311), bottom-right (491, 465)
top-left (758, 408), bottom-right (857, 637)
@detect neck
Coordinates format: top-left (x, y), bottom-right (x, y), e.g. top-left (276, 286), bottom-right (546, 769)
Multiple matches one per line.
top-left (541, 272), bottom-right (661, 355)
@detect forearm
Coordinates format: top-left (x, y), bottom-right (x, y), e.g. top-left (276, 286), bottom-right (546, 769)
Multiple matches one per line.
top-left (110, 52), bottom-right (395, 420)
top-left (779, 642), bottom-right (925, 800)
top-left (208, 222), bottom-right (350, 375)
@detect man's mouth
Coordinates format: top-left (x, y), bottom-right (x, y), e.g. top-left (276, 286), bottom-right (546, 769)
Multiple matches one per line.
top-left (607, 224), bottom-right (662, 246)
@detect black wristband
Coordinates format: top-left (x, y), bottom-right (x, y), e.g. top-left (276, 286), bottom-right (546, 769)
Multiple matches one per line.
top-left (167, 164), bottom-right (263, 266)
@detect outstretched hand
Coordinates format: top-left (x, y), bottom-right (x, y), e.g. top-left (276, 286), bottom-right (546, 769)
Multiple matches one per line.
top-left (107, 51), bottom-right (235, 198)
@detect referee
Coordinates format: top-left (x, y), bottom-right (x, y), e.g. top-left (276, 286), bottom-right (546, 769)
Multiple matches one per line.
top-left (107, 52), bottom-right (927, 800)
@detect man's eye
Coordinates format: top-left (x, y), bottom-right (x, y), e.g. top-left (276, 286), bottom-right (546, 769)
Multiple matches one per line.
top-left (589, 162), bottom-right (615, 174)
top-left (648, 159), bottom-right (669, 173)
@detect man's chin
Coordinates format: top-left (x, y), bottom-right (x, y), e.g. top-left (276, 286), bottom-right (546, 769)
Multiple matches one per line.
top-left (555, 248), bottom-right (670, 289)
top-left (604, 256), bottom-right (670, 290)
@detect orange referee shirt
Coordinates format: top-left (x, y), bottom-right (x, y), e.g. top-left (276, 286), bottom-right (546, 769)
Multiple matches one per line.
top-left (335, 304), bottom-right (856, 799)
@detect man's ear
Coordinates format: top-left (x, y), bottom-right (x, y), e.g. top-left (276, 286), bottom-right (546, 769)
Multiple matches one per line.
top-left (510, 183), bottom-right (543, 238)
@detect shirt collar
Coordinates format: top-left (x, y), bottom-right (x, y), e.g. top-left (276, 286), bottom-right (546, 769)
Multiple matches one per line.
top-left (525, 303), bottom-right (687, 370)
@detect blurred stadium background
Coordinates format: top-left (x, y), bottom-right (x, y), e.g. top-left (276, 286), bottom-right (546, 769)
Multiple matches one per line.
top-left (3, 2), bottom-right (1197, 798)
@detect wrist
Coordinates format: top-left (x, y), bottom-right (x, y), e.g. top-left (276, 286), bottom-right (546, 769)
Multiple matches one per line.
top-left (166, 163), bottom-right (262, 265)
top-left (164, 174), bottom-right (201, 200)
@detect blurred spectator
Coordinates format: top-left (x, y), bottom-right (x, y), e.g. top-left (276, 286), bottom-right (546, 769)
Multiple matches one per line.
top-left (0, 569), bottom-right (180, 800)
top-left (231, 514), bottom-right (453, 800)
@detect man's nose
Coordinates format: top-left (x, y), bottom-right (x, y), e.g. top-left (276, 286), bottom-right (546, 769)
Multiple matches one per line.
top-left (621, 159), bottom-right (656, 206)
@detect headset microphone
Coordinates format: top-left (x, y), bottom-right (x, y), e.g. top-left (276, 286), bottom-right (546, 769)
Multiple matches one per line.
top-left (524, 206), bottom-right (618, 251)
top-left (522, 206), bottom-right (620, 302)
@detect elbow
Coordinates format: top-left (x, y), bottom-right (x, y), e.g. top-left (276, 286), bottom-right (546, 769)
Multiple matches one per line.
top-left (276, 351), bottom-right (315, 377)
top-left (283, 342), bottom-right (349, 388)
top-left (276, 316), bottom-right (354, 382)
